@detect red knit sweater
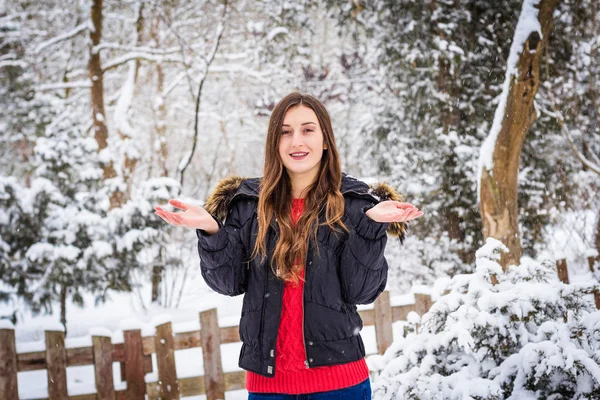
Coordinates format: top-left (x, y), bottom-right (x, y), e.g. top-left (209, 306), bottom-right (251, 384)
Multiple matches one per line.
top-left (246, 198), bottom-right (369, 394)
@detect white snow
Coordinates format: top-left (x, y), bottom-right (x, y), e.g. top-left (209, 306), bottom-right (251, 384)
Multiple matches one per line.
top-left (368, 239), bottom-right (600, 399)
top-left (151, 314), bottom-right (173, 327)
top-left (266, 26), bottom-right (289, 41)
top-left (119, 318), bottom-right (144, 331)
top-left (89, 327), bottom-right (112, 338)
top-left (0, 319), bottom-right (15, 329)
top-left (39, 321), bottom-right (65, 332)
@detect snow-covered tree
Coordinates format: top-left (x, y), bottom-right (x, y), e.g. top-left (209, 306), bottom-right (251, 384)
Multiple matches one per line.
top-left (108, 177), bottom-right (184, 308)
top-left (322, 0), bottom-right (522, 284)
top-left (321, 0), bottom-right (600, 287)
top-left (0, 98), bottom-right (187, 326)
top-left (368, 238), bottom-right (600, 399)
top-left (478, 0), bottom-right (560, 268)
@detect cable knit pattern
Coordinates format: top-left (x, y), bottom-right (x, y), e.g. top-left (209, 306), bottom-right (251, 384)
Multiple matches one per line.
top-left (246, 198), bottom-right (369, 394)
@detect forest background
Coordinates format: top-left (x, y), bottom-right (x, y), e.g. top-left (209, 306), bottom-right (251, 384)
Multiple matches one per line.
top-left (0, 0), bottom-right (599, 351)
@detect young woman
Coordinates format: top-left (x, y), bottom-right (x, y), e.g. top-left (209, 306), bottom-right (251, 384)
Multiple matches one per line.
top-left (155, 92), bottom-right (423, 399)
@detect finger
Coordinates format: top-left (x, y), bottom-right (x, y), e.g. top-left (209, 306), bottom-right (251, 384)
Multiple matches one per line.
top-left (394, 202), bottom-right (416, 209)
top-left (396, 206), bottom-right (419, 215)
top-left (402, 210), bottom-right (423, 222)
top-left (392, 208), bottom-right (412, 222)
top-left (157, 210), bottom-right (180, 226)
top-left (407, 211), bottom-right (424, 220)
top-left (400, 208), bottom-right (417, 221)
top-left (405, 209), bottom-right (422, 220)
top-left (155, 211), bottom-right (172, 224)
top-left (155, 210), bottom-right (173, 224)
top-left (171, 213), bottom-right (185, 225)
top-left (165, 211), bottom-right (183, 226)
top-left (169, 199), bottom-right (189, 211)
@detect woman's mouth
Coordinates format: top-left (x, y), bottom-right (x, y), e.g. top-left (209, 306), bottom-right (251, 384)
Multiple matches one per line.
top-left (290, 152), bottom-right (308, 160)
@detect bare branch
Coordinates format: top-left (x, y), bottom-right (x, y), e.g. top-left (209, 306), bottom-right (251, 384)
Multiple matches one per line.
top-left (562, 124), bottom-right (600, 175)
top-left (538, 104), bottom-right (600, 176)
top-left (101, 52), bottom-right (186, 72)
top-left (35, 21), bottom-right (89, 53)
top-left (208, 64), bottom-right (272, 82)
top-left (0, 59), bottom-right (27, 69)
top-left (178, 1), bottom-right (229, 187)
top-left (36, 80), bottom-right (92, 91)
top-left (92, 42), bottom-right (183, 55)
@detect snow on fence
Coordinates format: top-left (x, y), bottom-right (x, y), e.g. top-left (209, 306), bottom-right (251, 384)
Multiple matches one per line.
top-left (1, 256), bottom-right (598, 400)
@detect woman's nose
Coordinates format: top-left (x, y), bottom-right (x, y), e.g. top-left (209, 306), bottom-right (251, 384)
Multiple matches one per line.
top-left (291, 131), bottom-right (304, 147)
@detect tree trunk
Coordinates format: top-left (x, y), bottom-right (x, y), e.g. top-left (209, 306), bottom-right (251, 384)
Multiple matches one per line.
top-left (595, 212), bottom-right (600, 254)
top-left (479, 0), bottom-right (560, 269)
top-left (60, 284), bottom-right (67, 336)
top-left (151, 265), bottom-right (163, 303)
top-left (149, 9), bottom-right (171, 304)
top-left (88, 0), bottom-right (122, 208)
top-left (118, 2), bottom-right (145, 201)
top-left (151, 10), bottom-right (170, 178)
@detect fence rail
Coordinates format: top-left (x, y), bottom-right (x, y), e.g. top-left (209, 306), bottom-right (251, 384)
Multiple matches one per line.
top-left (1, 256), bottom-right (598, 400)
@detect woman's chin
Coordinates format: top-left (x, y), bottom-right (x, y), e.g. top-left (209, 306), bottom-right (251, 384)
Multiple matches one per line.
top-left (285, 164), bottom-right (318, 175)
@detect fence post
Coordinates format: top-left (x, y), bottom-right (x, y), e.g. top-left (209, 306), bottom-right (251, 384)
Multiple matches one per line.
top-left (155, 321), bottom-right (179, 399)
top-left (588, 255), bottom-right (600, 309)
top-left (200, 308), bottom-right (225, 400)
top-left (45, 329), bottom-right (68, 400)
top-left (414, 293), bottom-right (433, 317)
top-left (0, 325), bottom-right (18, 400)
top-left (374, 291), bottom-right (393, 354)
top-left (92, 332), bottom-right (116, 400)
top-left (123, 329), bottom-right (146, 400)
top-left (556, 259), bottom-right (569, 284)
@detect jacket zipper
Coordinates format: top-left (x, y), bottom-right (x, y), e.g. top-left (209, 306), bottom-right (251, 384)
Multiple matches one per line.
top-left (302, 201), bottom-right (336, 369)
top-left (302, 238), bottom-right (310, 369)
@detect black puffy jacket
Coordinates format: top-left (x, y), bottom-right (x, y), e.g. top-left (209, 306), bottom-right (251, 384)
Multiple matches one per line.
top-left (196, 172), bottom-right (406, 377)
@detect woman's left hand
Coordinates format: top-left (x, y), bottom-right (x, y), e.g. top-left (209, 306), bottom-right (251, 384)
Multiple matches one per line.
top-left (365, 200), bottom-right (423, 223)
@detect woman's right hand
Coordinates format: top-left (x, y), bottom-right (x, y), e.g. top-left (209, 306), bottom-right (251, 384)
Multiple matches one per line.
top-left (155, 199), bottom-right (220, 235)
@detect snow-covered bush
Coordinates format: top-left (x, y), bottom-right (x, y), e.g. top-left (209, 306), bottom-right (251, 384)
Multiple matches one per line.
top-left (369, 238), bottom-right (600, 400)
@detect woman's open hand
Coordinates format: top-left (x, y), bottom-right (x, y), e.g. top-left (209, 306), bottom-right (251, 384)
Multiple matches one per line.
top-left (154, 199), bottom-right (220, 235)
top-left (365, 200), bottom-right (423, 223)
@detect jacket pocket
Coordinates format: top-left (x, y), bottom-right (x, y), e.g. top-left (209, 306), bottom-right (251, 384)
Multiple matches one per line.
top-left (305, 300), bottom-right (354, 341)
top-left (239, 309), bottom-right (261, 347)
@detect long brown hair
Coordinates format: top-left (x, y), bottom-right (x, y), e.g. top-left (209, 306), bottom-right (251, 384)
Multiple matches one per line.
top-left (250, 92), bottom-right (349, 284)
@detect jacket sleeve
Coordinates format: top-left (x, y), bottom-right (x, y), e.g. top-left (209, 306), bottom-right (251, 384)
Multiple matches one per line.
top-left (196, 199), bottom-right (251, 296)
top-left (339, 197), bottom-right (390, 305)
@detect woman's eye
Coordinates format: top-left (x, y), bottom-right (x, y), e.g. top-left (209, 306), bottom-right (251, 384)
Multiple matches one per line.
top-left (282, 131), bottom-right (291, 135)
top-left (305, 129), bottom-right (313, 133)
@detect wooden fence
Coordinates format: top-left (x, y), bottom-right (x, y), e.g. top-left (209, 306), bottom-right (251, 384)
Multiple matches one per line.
top-left (1, 255), bottom-right (598, 400)
top-left (0, 292), bottom-right (433, 400)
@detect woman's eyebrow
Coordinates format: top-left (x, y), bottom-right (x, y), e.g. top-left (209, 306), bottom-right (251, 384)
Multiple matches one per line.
top-left (282, 122), bottom-right (317, 127)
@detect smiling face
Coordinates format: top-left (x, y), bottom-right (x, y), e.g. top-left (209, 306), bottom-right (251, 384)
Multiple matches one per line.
top-left (278, 105), bottom-right (328, 191)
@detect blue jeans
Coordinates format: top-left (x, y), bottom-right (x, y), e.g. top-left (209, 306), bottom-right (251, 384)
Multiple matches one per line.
top-left (247, 378), bottom-right (371, 399)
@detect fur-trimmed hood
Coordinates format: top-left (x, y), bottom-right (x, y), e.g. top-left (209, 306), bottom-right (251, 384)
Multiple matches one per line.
top-left (203, 172), bottom-right (407, 242)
